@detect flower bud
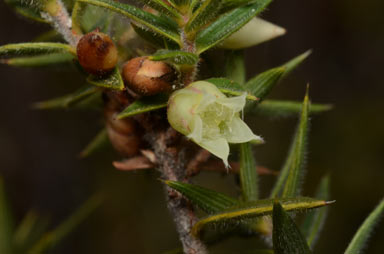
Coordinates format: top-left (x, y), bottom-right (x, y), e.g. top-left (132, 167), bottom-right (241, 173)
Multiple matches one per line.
top-left (219, 17), bottom-right (286, 49)
top-left (105, 107), bottom-right (142, 157)
top-left (167, 81), bottom-right (263, 166)
top-left (122, 56), bottom-right (175, 96)
top-left (76, 32), bottom-right (118, 75)
top-left (104, 91), bottom-right (142, 157)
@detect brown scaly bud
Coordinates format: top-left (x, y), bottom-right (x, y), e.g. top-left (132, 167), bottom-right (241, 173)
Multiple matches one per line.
top-left (104, 91), bottom-right (142, 157)
top-left (76, 31), bottom-right (118, 75)
top-left (122, 56), bottom-right (176, 96)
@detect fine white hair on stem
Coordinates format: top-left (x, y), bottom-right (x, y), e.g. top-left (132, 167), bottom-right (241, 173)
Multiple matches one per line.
top-left (41, 0), bottom-right (79, 46)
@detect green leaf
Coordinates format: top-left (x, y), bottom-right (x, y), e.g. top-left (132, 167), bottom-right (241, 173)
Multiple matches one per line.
top-left (301, 175), bottom-right (330, 249)
top-left (0, 43), bottom-right (75, 58)
top-left (225, 50), bottom-right (246, 85)
top-left (72, 91), bottom-right (104, 110)
top-left (117, 94), bottom-right (168, 119)
top-left (252, 100), bottom-right (332, 118)
top-left (281, 91), bottom-right (310, 198)
top-left (205, 78), bottom-right (258, 100)
top-left (244, 50), bottom-right (312, 107)
top-left (239, 142), bottom-right (259, 201)
top-left (132, 24), bottom-right (179, 50)
top-left (220, 0), bottom-right (254, 11)
top-left (244, 67), bottom-right (285, 101)
top-left (185, 0), bottom-right (221, 35)
top-left (272, 202), bottom-right (312, 254)
top-left (4, 0), bottom-right (46, 23)
top-left (345, 198), bottom-right (384, 254)
top-left (77, 0), bottom-right (181, 44)
top-left (0, 177), bottom-right (13, 254)
top-left (164, 180), bottom-right (238, 214)
top-left (79, 128), bottom-right (109, 158)
top-left (195, 0), bottom-right (272, 54)
top-left (28, 194), bottom-right (103, 253)
top-left (192, 197), bottom-right (332, 236)
top-left (270, 92), bottom-right (310, 198)
top-left (168, 0), bottom-right (189, 8)
top-left (32, 30), bottom-right (62, 42)
top-left (72, 2), bottom-right (111, 34)
top-left (1, 53), bottom-right (74, 67)
top-left (71, 1), bottom-right (83, 34)
top-left (33, 86), bottom-right (99, 109)
top-left (87, 67), bottom-right (124, 90)
top-left (149, 50), bottom-right (200, 66)
top-left (13, 211), bottom-right (50, 252)
top-left (281, 50), bottom-right (312, 79)
top-left (136, 0), bottom-right (181, 19)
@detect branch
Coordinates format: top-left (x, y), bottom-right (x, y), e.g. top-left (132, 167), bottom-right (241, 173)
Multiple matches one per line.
top-left (150, 129), bottom-right (208, 254)
top-left (41, 0), bottom-right (79, 46)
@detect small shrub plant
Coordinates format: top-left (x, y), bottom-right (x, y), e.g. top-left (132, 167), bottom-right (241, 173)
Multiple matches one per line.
top-left (1, 0), bottom-right (383, 253)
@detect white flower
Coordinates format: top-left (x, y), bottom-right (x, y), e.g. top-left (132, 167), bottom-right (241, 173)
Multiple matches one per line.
top-left (167, 81), bottom-right (263, 166)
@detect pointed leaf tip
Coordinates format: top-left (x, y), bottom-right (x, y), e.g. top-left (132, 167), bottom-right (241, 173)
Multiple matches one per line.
top-left (192, 197), bottom-right (330, 237)
top-left (273, 202), bottom-right (312, 254)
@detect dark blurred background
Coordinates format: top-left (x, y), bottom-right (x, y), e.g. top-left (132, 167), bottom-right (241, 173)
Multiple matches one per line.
top-left (1, 0), bottom-right (384, 253)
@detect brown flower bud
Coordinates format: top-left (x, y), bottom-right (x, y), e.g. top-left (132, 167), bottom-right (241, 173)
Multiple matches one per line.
top-left (76, 32), bottom-right (118, 75)
top-left (105, 107), bottom-right (142, 157)
top-left (104, 91), bottom-right (142, 157)
top-left (122, 56), bottom-right (176, 96)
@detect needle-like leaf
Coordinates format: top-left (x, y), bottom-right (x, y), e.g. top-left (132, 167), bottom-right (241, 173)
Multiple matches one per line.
top-left (244, 50), bottom-right (312, 107)
top-left (33, 86), bottom-right (99, 109)
top-left (205, 78), bottom-right (258, 100)
top-left (272, 202), bottom-right (312, 254)
top-left (4, 0), bottom-right (47, 23)
top-left (270, 91), bottom-right (310, 198)
top-left (77, 0), bottom-right (181, 44)
top-left (164, 180), bottom-right (238, 214)
top-left (192, 197), bottom-right (332, 236)
top-left (301, 175), bottom-right (330, 249)
top-left (149, 50), bottom-right (200, 66)
top-left (117, 94), bottom-right (169, 119)
top-left (79, 128), bottom-right (109, 158)
top-left (244, 67), bottom-right (285, 101)
top-left (87, 67), bottom-right (125, 90)
top-left (28, 194), bottom-right (103, 253)
top-left (344, 198), bottom-right (384, 254)
top-left (252, 100), bottom-right (332, 118)
top-left (239, 142), bottom-right (259, 201)
top-left (1, 53), bottom-right (74, 67)
top-left (0, 43), bottom-right (75, 58)
top-left (196, 0), bottom-right (272, 54)
top-left (185, 0), bottom-right (221, 35)
top-left (281, 90), bottom-right (310, 198)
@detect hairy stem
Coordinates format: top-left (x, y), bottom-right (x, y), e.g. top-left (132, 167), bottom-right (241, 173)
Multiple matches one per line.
top-left (41, 0), bottom-right (79, 46)
top-left (151, 130), bottom-right (208, 254)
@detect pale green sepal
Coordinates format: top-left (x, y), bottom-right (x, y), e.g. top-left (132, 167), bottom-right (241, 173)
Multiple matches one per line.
top-left (199, 138), bottom-right (230, 167)
top-left (224, 117), bottom-right (263, 144)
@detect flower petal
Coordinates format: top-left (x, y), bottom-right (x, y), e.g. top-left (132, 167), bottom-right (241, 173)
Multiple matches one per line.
top-left (224, 116), bottom-right (263, 144)
top-left (198, 138), bottom-right (230, 167)
top-left (216, 93), bottom-right (247, 113)
top-left (187, 115), bottom-right (203, 142)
